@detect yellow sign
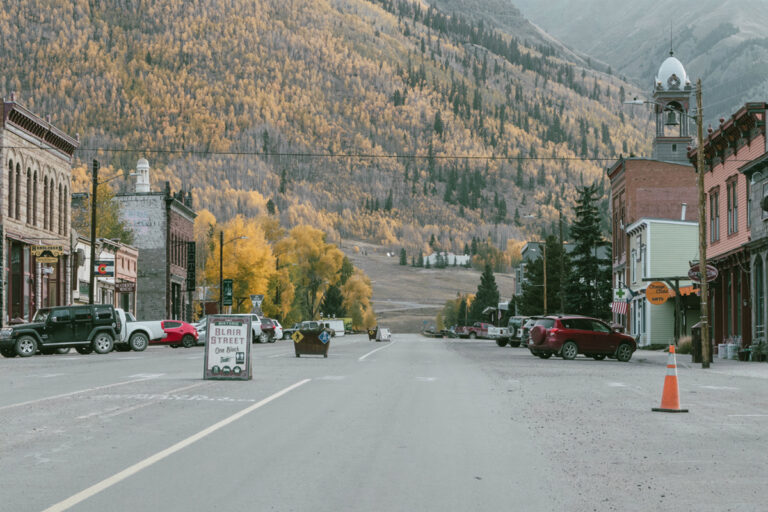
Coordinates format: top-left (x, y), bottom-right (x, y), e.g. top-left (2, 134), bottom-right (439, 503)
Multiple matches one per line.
top-left (292, 331), bottom-right (304, 344)
top-left (646, 281), bottom-right (670, 305)
top-left (32, 245), bottom-right (64, 264)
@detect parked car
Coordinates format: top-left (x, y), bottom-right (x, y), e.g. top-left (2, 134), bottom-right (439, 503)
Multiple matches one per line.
top-left (527, 315), bottom-right (637, 362)
top-left (158, 320), bottom-right (199, 348)
top-left (495, 316), bottom-right (527, 347)
top-left (0, 304), bottom-right (120, 357)
top-left (271, 319), bottom-right (283, 341)
top-left (114, 309), bottom-right (166, 351)
top-left (455, 322), bottom-right (492, 339)
top-left (519, 316), bottom-right (542, 348)
top-left (258, 317), bottom-right (278, 343)
top-left (283, 320), bottom-right (325, 339)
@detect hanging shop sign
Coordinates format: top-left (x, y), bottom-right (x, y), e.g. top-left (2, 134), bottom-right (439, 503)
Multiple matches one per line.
top-left (32, 245), bottom-right (64, 264)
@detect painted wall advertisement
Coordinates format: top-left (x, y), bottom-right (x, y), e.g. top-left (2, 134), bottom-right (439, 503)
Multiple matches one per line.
top-left (204, 315), bottom-right (252, 380)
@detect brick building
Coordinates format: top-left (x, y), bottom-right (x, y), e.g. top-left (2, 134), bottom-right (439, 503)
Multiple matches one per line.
top-left (1, 95), bottom-right (77, 325)
top-left (607, 53), bottom-right (699, 331)
top-left (113, 159), bottom-right (195, 321)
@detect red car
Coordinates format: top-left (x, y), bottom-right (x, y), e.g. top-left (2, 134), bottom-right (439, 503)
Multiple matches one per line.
top-left (528, 315), bottom-right (636, 362)
top-left (153, 320), bottom-right (199, 348)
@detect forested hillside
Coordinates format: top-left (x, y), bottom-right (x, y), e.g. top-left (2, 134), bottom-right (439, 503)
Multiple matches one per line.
top-left (1, 0), bottom-right (649, 254)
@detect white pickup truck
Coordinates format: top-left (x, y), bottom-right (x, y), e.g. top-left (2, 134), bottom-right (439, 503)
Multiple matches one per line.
top-left (114, 309), bottom-right (166, 352)
top-left (486, 325), bottom-right (510, 343)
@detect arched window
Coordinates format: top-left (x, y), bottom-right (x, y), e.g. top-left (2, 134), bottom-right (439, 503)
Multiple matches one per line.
top-left (64, 185), bottom-right (68, 236)
top-left (756, 257), bottom-right (765, 339)
top-left (8, 159), bottom-right (13, 217)
top-left (58, 184), bottom-right (63, 234)
top-left (26, 169), bottom-right (31, 223)
top-left (33, 172), bottom-right (38, 226)
top-left (15, 164), bottom-right (20, 219)
top-left (43, 177), bottom-right (48, 231)
top-left (49, 178), bottom-right (55, 232)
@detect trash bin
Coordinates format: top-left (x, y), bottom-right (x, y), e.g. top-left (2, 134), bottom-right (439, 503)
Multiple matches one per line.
top-left (368, 327), bottom-right (378, 341)
top-left (691, 322), bottom-right (713, 364)
top-left (293, 328), bottom-right (331, 358)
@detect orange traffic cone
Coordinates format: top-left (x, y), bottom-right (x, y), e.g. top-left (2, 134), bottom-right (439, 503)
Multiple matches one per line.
top-left (652, 345), bottom-right (689, 413)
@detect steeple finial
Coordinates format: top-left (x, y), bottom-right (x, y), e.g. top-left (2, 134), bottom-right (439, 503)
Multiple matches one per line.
top-left (669, 22), bottom-right (674, 56)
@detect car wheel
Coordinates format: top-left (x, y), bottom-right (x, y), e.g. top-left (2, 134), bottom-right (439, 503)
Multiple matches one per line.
top-left (91, 332), bottom-right (114, 354)
top-left (538, 352), bottom-right (552, 359)
top-left (616, 343), bottom-right (633, 362)
top-left (496, 339), bottom-right (507, 347)
top-left (469, 332), bottom-right (477, 339)
top-left (1, 347), bottom-right (18, 358)
top-left (561, 341), bottom-right (578, 360)
top-left (76, 346), bottom-right (93, 355)
top-left (15, 335), bottom-right (38, 357)
top-left (129, 332), bottom-right (149, 352)
top-left (182, 334), bottom-right (196, 348)
top-left (592, 354), bottom-right (606, 360)
top-left (56, 347), bottom-right (71, 354)
top-left (259, 332), bottom-right (270, 344)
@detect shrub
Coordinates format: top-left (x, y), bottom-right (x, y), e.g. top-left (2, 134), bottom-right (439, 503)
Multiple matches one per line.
top-left (677, 336), bottom-right (692, 354)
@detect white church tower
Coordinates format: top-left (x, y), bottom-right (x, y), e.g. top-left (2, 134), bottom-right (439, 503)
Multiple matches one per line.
top-left (651, 51), bottom-right (693, 162)
top-left (135, 158), bottom-right (151, 193)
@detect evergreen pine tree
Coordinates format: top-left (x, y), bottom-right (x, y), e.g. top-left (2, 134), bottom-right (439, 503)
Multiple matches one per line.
top-left (468, 264), bottom-right (500, 323)
top-left (320, 284), bottom-right (345, 318)
top-left (399, 248), bottom-right (407, 266)
top-left (564, 183), bottom-right (611, 319)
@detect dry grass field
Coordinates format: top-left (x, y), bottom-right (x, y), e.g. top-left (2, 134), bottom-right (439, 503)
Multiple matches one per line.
top-left (342, 240), bottom-right (516, 333)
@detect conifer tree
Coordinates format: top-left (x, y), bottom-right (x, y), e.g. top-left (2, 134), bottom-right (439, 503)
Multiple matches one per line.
top-left (468, 264), bottom-right (499, 323)
top-left (399, 248), bottom-right (407, 265)
top-left (564, 183), bottom-right (611, 319)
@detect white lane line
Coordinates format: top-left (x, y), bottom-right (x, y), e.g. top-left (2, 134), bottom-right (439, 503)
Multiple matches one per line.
top-left (42, 378), bottom-right (310, 512)
top-left (267, 352), bottom-right (291, 358)
top-left (0, 377), bottom-right (156, 413)
top-left (99, 382), bottom-right (207, 419)
top-left (358, 340), bottom-right (397, 361)
top-left (728, 414), bottom-right (768, 418)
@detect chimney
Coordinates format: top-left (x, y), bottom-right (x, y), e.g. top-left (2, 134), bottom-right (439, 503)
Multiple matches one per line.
top-left (681, 202), bottom-right (687, 221)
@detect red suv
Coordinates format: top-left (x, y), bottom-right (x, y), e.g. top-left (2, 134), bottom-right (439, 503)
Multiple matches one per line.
top-left (528, 315), bottom-right (636, 362)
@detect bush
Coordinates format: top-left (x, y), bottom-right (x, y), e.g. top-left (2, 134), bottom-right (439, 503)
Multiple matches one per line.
top-left (677, 336), bottom-right (692, 354)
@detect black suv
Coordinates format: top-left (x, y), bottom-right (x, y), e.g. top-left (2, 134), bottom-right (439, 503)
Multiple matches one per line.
top-left (0, 304), bottom-right (120, 357)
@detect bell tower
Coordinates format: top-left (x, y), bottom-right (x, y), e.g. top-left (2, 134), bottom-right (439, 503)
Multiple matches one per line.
top-left (651, 51), bottom-right (693, 162)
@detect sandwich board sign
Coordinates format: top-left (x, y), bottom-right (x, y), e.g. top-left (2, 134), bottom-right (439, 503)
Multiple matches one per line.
top-left (204, 315), bottom-right (252, 380)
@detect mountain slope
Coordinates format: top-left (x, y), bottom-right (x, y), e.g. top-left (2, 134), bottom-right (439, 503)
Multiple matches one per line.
top-left (1, 0), bottom-right (649, 253)
top-left (512, 0), bottom-right (768, 123)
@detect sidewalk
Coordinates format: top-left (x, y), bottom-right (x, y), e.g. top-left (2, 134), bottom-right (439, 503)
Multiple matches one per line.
top-left (635, 348), bottom-right (768, 379)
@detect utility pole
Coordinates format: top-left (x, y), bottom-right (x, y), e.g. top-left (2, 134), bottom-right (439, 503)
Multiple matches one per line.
top-left (559, 211), bottom-right (566, 313)
top-left (542, 242), bottom-right (547, 315)
top-left (219, 230), bottom-right (223, 313)
top-left (696, 79), bottom-right (710, 369)
top-left (89, 159), bottom-right (98, 304)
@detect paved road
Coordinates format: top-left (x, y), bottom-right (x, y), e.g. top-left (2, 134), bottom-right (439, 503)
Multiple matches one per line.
top-left (1, 335), bottom-right (767, 511)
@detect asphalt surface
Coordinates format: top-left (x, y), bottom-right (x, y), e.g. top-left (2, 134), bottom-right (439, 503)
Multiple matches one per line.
top-left (1, 335), bottom-right (767, 512)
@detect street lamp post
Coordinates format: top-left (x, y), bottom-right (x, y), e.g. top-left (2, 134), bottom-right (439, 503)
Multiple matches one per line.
top-left (219, 233), bottom-right (248, 313)
top-left (625, 79), bottom-right (709, 368)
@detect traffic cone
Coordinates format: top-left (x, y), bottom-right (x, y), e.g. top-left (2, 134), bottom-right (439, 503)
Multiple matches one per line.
top-left (652, 345), bottom-right (689, 413)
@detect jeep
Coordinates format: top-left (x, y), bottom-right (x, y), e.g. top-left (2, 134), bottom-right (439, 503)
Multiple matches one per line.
top-left (0, 304), bottom-right (121, 357)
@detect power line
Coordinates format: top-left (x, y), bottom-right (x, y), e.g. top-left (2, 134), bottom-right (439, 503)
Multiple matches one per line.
top-left (3, 144), bottom-right (761, 164)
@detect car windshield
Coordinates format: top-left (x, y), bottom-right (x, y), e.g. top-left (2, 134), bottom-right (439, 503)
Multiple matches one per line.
top-left (126, 313), bottom-right (137, 322)
top-left (32, 309), bottom-right (51, 323)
